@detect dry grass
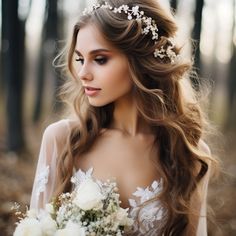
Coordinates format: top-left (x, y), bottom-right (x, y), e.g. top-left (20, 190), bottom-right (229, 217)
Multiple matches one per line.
top-left (208, 130), bottom-right (236, 236)
top-left (0, 153), bottom-right (35, 235)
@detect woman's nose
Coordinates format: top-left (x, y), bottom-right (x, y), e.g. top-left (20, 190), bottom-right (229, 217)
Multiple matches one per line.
top-left (78, 64), bottom-right (93, 81)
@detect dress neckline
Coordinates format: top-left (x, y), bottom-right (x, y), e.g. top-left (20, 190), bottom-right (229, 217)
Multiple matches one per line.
top-left (73, 167), bottom-right (163, 209)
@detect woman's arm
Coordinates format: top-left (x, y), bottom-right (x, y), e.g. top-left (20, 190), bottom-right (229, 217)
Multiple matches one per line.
top-left (30, 119), bottom-right (72, 211)
top-left (196, 140), bottom-right (211, 236)
top-left (188, 140), bottom-right (211, 236)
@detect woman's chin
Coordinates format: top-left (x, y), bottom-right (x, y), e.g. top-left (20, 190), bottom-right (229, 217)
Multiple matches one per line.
top-left (88, 100), bottom-right (110, 107)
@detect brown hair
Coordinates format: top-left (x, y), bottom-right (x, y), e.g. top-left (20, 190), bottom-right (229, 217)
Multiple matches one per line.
top-left (55, 0), bottom-right (216, 234)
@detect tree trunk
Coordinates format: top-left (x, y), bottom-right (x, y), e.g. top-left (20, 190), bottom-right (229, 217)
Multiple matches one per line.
top-left (33, 0), bottom-right (60, 122)
top-left (2, 0), bottom-right (26, 153)
top-left (170, 0), bottom-right (178, 12)
top-left (226, 0), bottom-right (236, 128)
top-left (191, 0), bottom-right (204, 89)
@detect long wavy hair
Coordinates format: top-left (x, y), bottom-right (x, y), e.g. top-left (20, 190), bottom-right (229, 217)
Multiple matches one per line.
top-left (54, 0), bottom-right (216, 235)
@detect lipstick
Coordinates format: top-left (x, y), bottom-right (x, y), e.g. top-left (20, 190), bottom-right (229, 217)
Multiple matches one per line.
top-left (84, 86), bottom-right (101, 96)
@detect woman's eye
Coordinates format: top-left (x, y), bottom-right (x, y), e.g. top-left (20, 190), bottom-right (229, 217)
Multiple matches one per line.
top-left (75, 57), bottom-right (84, 64)
top-left (95, 57), bottom-right (108, 65)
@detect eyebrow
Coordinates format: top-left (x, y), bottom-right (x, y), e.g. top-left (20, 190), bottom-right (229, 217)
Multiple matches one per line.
top-left (74, 48), bottom-right (112, 56)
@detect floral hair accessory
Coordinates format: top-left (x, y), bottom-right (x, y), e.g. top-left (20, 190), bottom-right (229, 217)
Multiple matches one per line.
top-left (154, 38), bottom-right (180, 64)
top-left (83, 2), bottom-right (179, 64)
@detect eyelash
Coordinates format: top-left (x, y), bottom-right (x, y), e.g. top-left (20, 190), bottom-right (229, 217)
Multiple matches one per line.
top-left (75, 58), bottom-right (84, 64)
top-left (75, 56), bottom-right (108, 65)
top-left (95, 57), bottom-right (108, 65)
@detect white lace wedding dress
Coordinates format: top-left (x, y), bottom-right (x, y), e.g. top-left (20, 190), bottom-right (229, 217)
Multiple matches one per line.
top-left (30, 119), bottom-right (210, 235)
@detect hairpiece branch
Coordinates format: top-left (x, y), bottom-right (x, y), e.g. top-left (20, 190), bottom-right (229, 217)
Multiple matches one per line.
top-left (83, 2), bottom-right (179, 64)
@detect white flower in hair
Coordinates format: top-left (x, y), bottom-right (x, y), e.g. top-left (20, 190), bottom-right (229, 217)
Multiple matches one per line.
top-left (132, 6), bottom-right (139, 15)
top-left (83, 3), bottom-right (159, 41)
top-left (82, 2), bottom-right (179, 64)
top-left (154, 38), bottom-right (179, 63)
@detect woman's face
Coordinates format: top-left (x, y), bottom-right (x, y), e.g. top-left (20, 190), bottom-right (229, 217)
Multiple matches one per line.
top-left (74, 24), bottom-right (133, 107)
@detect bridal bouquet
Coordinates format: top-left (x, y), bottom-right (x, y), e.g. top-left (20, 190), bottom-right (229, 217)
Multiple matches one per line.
top-left (13, 173), bottom-right (133, 236)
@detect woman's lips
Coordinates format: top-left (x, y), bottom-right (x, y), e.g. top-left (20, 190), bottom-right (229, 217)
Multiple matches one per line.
top-left (84, 86), bottom-right (101, 96)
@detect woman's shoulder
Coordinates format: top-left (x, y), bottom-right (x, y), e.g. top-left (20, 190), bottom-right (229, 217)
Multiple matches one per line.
top-left (198, 139), bottom-right (211, 156)
top-left (198, 139), bottom-right (213, 175)
top-left (42, 118), bottom-right (78, 144)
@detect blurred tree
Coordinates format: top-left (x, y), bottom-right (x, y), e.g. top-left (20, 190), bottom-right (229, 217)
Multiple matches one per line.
top-left (33, 0), bottom-right (87, 122)
top-left (226, 0), bottom-right (236, 128)
top-left (33, 0), bottom-right (60, 122)
top-left (0, 1), bottom-right (5, 103)
top-left (1, 0), bottom-right (30, 153)
top-left (170, 0), bottom-right (178, 12)
top-left (191, 0), bottom-right (204, 89)
top-left (52, 0), bottom-right (87, 113)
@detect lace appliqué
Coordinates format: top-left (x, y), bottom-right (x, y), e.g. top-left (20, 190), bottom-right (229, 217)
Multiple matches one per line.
top-left (35, 165), bottom-right (49, 200)
top-left (71, 167), bottom-right (106, 190)
top-left (71, 167), bottom-right (94, 186)
top-left (128, 180), bottom-right (167, 235)
top-left (73, 167), bottom-right (167, 236)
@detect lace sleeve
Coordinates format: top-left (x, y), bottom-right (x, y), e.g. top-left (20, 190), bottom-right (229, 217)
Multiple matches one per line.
top-left (30, 119), bottom-right (73, 211)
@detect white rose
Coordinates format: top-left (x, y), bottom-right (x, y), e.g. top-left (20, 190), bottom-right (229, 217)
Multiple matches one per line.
top-left (13, 218), bottom-right (43, 236)
top-left (26, 209), bottom-right (37, 218)
top-left (116, 208), bottom-right (134, 226)
top-left (45, 203), bottom-right (54, 214)
top-left (55, 221), bottom-right (86, 236)
top-left (73, 178), bottom-right (104, 211)
top-left (40, 215), bottom-right (57, 236)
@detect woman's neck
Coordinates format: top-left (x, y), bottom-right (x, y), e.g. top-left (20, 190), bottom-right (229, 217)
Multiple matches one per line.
top-left (110, 95), bottom-right (152, 136)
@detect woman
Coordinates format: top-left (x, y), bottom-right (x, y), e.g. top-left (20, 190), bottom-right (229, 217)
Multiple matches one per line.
top-left (30, 0), bottom-right (215, 235)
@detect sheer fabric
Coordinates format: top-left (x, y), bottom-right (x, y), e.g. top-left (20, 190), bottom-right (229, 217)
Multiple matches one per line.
top-left (30, 119), bottom-right (210, 235)
top-left (30, 119), bottom-right (74, 210)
